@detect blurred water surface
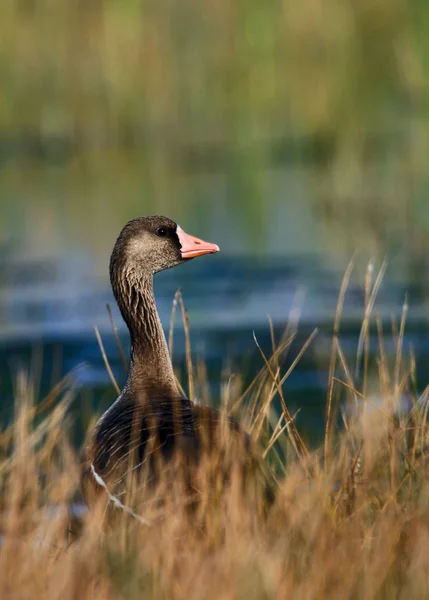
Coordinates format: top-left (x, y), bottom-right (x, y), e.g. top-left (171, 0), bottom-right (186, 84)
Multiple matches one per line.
top-left (1, 248), bottom-right (429, 446)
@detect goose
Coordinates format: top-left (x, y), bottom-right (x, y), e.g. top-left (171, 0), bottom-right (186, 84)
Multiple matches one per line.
top-left (80, 216), bottom-right (271, 517)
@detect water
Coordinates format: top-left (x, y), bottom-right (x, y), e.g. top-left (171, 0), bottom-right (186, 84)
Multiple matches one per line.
top-left (1, 251), bottom-right (428, 447)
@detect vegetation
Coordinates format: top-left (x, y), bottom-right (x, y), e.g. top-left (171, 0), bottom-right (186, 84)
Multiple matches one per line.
top-left (2, 0), bottom-right (429, 262)
top-left (1, 269), bottom-right (429, 599)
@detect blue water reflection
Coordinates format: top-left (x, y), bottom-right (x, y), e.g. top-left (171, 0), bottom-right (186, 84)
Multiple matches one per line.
top-left (0, 252), bottom-right (427, 445)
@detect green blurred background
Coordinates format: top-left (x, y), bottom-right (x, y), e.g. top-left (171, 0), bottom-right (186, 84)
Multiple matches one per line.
top-left (2, 0), bottom-right (429, 271)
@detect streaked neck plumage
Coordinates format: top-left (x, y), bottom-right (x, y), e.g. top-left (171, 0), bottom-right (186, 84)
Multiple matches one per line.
top-left (111, 265), bottom-right (178, 398)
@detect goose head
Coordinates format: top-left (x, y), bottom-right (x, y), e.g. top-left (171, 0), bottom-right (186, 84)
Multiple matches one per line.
top-left (110, 216), bottom-right (220, 278)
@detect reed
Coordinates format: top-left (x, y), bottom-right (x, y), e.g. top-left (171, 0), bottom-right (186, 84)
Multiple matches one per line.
top-left (1, 271), bottom-right (429, 599)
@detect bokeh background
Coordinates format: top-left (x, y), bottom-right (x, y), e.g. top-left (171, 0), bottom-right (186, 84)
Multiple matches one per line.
top-left (2, 0), bottom-right (429, 442)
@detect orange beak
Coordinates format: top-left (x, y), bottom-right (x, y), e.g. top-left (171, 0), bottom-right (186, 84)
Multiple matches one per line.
top-left (177, 226), bottom-right (220, 259)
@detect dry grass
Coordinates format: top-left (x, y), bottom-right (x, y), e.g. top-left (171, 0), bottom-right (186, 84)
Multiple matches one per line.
top-left (2, 269), bottom-right (429, 599)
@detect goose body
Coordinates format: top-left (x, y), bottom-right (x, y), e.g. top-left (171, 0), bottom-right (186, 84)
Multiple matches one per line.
top-left (80, 216), bottom-right (269, 515)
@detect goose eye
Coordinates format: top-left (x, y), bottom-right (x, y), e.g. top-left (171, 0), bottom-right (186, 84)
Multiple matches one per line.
top-left (156, 227), bottom-right (169, 238)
